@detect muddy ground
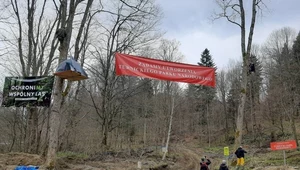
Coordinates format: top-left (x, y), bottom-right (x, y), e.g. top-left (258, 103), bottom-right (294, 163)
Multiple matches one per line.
top-left (0, 145), bottom-right (298, 170)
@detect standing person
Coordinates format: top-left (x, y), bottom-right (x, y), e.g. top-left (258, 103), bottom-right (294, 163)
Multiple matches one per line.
top-left (234, 146), bottom-right (247, 169)
top-left (200, 156), bottom-right (211, 170)
top-left (219, 160), bottom-right (229, 170)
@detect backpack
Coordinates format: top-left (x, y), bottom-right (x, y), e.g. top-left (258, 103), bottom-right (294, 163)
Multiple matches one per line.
top-left (200, 162), bottom-right (209, 170)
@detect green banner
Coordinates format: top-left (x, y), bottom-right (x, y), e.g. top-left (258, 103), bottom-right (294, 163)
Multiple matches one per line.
top-left (1, 76), bottom-right (54, 107)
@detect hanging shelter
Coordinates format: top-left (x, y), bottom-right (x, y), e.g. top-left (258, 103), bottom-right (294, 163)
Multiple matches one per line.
top-left (54, 57), bottom-right (88, 81)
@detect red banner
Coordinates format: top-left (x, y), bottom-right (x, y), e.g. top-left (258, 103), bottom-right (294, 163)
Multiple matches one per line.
top-left (270, 140), bottom-right (297, 151)
top-left (115, 53), bottom-right (216, 87)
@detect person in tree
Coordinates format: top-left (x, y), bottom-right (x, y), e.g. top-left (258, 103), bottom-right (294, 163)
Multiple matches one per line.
top-left (200, 156), bottom-right (211, 170)
top-left (235, 146), bottom-right (247, 169)
top-left (219, 160), bottom-right (229, 170)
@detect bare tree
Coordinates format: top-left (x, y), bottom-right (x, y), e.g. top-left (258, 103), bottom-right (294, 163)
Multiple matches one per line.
top-left (261, 27), bottom-right (299, 148)
top-left (217, 69), bottom-right (230, 141)
top-left (86, 0), bottom-right (161, 149)
top-left (224, 60), bottom-right (243, 141)
top-left (0, 0), bottom-right (60, 153)
top-left (262, 27), bottom-right (297, 57)
top-left (46, 0), bottom-right (94, 168)
top-left (214, 0), bottom-right (264, 148)
top-left (149, 39), bottom-right (184, 160)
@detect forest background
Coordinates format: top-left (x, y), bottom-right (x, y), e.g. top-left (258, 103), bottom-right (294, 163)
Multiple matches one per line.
top-left (0, 0), bottom-right (300, 169)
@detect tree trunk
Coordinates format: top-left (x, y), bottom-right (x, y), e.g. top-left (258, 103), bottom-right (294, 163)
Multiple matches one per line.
top-left (45, 0), bottom-right (88, 166)
top-left (235, 85), bottom-right (247, 148)
top-left (102, 117), bottom-right (109, 147)
top-left (249, 75), bottom-right (257, 140)
top-left (25, 107), bottom-right (38, 153)
top-left (9, 111), bottom-right (18, 152)
top-left (222, 95), bottom-right (229, 141)
top-left (143, 94), bottom-right (148, 147)
top-left (41, 109), bottom-right (51, 157)
top-left (234, 0), bottom-right (257, 149)
top-left (45, 26), bottom-right (68, 169)
top-left (291, 113), bottom-right (299, 149)
top-left (32, 108), bottom-right (39, 153)
top-left (143, 113), bottom-right (147, 147)
top-left (45, 79), bottom-right (64, 168)
top-left (206, 102), bottom-right (211, 147)
top-left (162, 97), bottom-right (174, 161)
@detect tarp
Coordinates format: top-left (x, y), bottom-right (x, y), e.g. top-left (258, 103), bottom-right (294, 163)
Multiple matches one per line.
top-left (115, 53), bottom-right (216, 87)
top-left (1, 76), bottom-right (54, 107)
top-left (54, 57), bottom-right (88, 81)
top-left (15, 165), bottom-right (39, 170)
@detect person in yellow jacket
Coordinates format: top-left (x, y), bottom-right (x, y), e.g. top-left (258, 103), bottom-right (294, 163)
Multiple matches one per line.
top-left (234, 146), bottom-right (247, 169)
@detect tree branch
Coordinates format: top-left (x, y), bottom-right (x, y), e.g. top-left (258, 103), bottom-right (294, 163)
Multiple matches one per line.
top-left (212, 1), bottom-right (242, 28)
top-left (231, 4), bottom-right (240, 15)
top-left (225, 14), bottom-right (242, 28)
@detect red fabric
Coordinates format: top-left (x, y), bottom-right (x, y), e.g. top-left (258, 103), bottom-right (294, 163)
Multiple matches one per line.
top-left (115, 53), bottom-right (216, 87)
top-left (270, 140), bottom-right (297, 150)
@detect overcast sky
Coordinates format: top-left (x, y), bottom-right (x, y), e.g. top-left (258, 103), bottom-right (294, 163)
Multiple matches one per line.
top-left (157, 0), bottom-right (300, 69)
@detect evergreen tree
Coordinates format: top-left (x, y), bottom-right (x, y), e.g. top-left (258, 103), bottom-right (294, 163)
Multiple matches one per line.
top-left (293, 31), bottom-right (300, 61)
top-left (185, 48), bottom-right (216, 132)
top-left (138, 78), bottom-right (154, 98)
top-left (291, 31), bottom-right (300, 148)
top-left (196, 48), bottom-right (216, 125)
top-left (292, 32), bottom-right (300, 88)
top-left (197, 48), bottom-right (217, 104)
top-left (198, 48), bottom-right (216, 68)
top-left (196, 48), bottom-right (216, 145)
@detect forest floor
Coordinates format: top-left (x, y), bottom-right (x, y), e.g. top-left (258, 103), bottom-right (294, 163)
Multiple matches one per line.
top-left (0, 143), bottom-right (299, 170)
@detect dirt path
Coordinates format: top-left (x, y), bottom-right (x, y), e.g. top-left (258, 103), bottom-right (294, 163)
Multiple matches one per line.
top-left (171, 146), bottom-right (298, 170)
top-left (1, 149), bottom-right (298, 169)
top-left (172, 144), bottom-right (202, 170)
